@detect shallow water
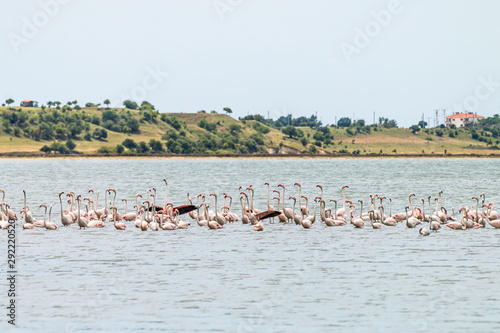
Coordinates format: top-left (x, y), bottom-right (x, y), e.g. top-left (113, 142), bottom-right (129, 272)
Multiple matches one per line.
top-left (0, 158), bottom-right (499, 332)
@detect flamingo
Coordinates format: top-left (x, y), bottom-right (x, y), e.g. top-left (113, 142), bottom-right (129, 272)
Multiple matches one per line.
top-left (39, 204), bottom-right (58, 230)
top-left (294, 183), bottom-right (309, 216)
top-left (139, 205), bottom-right (149, 231)
top-left (76, 196), bottom-right (88, 229)
top-left (369, 210), bottom-right (382, 229)
top-left (277, 184), bottom-right (293, 222)
top-left (445, 208), bottom-right (466, 230)
top-left (253, 221), bottom-right (264, 231)
top-left (405, 205), bottom-right (422, 228)
top-left (427, 197), bottom-right (441, 231)
top-left (0, 189), bottom-right (17, 220)
top-left (322, 200), bottom-right (343, 226)
top-left (335, 185), bottom-right (349, 218)
top-left (419, 226), bottom-right (430, 236)
top-left (289, 196), bottom-right (302, 225)
top-left (58, 192), bottom-right (73, 226)
top-left (195, 198), bottom-right (208, 227)
top-left (174, 210), bottom-right (190, 229)
top-left (303, 196), bottom-right (317, 223)
top-left (239, 193), bottom-right (250, 224)
top-left (264, 183), bottom-right (274, 211)
top-left (21, 190), bottom-right (35, 224)
top-left (112, 207), bottom-right (126, 230)
top-left (0, 204), bottom-right (9, 229)
top-left (379, 205), bottom-right (397, 226)
top-left (95, 189), bottom-right (109, 220)
top-left (350, 204), bottom-right (364, 228)
top-left (210, 193), bottom-right (226, 226)
top-left (487, 203), bottom-right (499, 220)
top-left (122, 196), bottom-right (139, 222)
top-left (247, 186), bottom-right (262, 214)
top-left (273, 195), bottom-right (287, 223)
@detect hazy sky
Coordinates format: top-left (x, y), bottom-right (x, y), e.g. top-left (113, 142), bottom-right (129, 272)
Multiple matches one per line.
top-left (2, 0), bottom-right (500, 127)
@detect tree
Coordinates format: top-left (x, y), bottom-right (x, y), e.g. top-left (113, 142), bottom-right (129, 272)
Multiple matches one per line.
top-left (223, 107), bottom-right (233, 115)
top-left (116, 144), bottom-right (125, 154)
top-left (282, 125), bottom-right (298, 138)
top-left (123, 100), bottom-right (138, 109)
top-left (229, 123), bottom-right (241, 134)
top-left (410, 125), bottom-right (420, 134)
top-left (5, 98), bottom-right (14, 106)
top-left (65, 139), bottom-right (76, 151)
top-left (149, 139), bottom-right (164, 152)
top-left (337, 117), bottom-right (351, 128)
top-left (40, 145), bottom-right (52, 154)
top-left (137, 141), bottom-right (150, 153)
top-left (122, 138), bottom-right (137, 149)
top-left (418, 120), bottom-right (427, 129)
top-left (104, 99), bottom-right (111, 108)
top-left (47, 101), bottom-right (53, 108)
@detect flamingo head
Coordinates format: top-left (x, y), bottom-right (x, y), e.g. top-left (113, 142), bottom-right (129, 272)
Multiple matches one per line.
top-left (316, 184), bottom-right (322, 188)
top-left (164, 179), bottom-right (168, 185)
top-left (472, 196), bottom-right (478, 201)
top-left (89, 189), bottom-right (93, 193)
top-left (264, 182), bottom-right (269, 186)
top-left (410, 193), bottom-right (416, 197)
top-left (294, 183), bottom-right (300, 186)
top-left (278, 184), bottom-right (284, 188)
top-left (342, 185), bottom-right (349, 189)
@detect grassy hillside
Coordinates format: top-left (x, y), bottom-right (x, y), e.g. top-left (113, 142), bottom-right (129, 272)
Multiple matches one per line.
top-left (0, 106), bottom-right (499, 156)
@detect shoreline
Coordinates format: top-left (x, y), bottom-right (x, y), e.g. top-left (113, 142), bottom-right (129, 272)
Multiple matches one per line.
top-left (1, 152), bottom-right (500, 159)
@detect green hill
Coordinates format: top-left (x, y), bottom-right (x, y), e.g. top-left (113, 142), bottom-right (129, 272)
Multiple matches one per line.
top-left (0, 106), bottom-right (499, 156)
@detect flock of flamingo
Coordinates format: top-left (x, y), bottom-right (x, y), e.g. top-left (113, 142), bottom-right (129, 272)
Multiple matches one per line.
top-left (1, 182), bottom-right (499, 236)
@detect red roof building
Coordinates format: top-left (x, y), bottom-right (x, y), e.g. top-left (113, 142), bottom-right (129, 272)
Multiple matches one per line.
top-left (445, 112), bottom-right (484, 128)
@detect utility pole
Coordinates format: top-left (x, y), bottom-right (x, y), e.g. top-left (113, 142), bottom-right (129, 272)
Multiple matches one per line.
top-left (427, 117), bottom-right (432, 128)
top-left (373, 111), bottom-right (375, 125)
top-left (442, 109), bottom-right (446, 126)
top-left (435, 109), bottom-right (439, 127)
top-left (422, 113), bottom-right (425, 128)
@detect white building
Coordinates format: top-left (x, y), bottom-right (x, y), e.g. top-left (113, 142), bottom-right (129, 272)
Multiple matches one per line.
top-left (445, 112), bottom-right (484, 128)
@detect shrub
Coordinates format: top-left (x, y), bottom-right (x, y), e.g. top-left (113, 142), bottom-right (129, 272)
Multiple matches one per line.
top-left (116, 144), bottom-right (125, 154)
top-left (122, 138), bottom-right (137, 149)
top-left (97, 147), bottom-right (111, 154)
top-left (66, 139), bottom-right (76, 151)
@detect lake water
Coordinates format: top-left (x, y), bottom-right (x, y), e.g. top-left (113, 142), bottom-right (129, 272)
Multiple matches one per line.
top-left (1, 158), bottom-right (500, 332)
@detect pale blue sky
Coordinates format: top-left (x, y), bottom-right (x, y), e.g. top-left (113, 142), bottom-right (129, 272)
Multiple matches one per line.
top-left (2, 0), bottom-right (500, 127)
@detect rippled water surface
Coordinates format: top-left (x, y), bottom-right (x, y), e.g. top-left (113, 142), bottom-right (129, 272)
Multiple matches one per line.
top-left (1, 158), bottom-right (500, 332)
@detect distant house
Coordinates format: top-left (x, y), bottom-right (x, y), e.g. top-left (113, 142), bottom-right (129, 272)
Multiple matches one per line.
top-left (20, 100), bottom-right (38, 107)
top-left (445, 112), bottom-right (484, 128)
